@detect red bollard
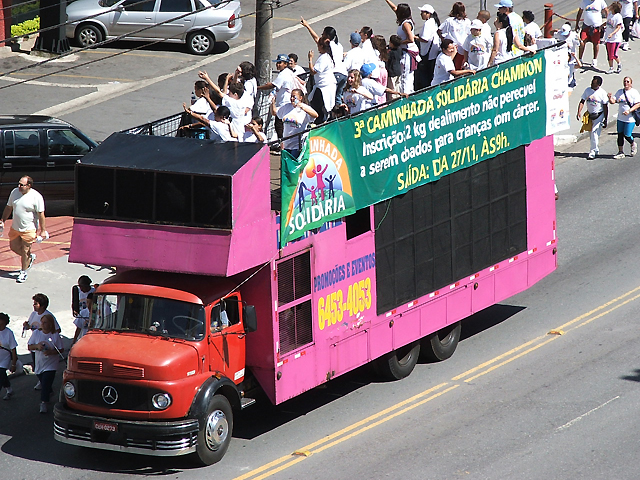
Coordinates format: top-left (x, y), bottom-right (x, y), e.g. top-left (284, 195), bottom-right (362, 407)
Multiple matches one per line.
top-left (544, 3), bottom-right (554, 38)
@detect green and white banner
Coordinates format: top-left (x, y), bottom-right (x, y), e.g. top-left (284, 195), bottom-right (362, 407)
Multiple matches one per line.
top-left (281, 49), bottom-right (561, 246)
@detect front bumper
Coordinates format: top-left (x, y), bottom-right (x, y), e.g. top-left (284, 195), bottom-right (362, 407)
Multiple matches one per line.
top-left (53, 402), bottom-right (199, 456)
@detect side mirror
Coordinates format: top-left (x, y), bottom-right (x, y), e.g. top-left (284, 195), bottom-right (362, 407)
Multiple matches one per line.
top-left (243, 305), bottom-right (257, 333)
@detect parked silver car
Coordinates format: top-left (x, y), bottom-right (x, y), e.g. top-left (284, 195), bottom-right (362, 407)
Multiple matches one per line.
top-left (66, 0), bottom-right (242, 55)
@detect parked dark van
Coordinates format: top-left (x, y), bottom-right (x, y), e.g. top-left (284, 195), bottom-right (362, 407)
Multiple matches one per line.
top-left (0, 115), bottom-right (97, 205)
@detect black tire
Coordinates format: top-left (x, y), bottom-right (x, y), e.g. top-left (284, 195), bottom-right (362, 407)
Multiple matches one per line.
top-left (187, 31), bottom-right (215, 55)
top-left (420, 322), bottom-right (461, 362)
top-left (75, 24), bottom-right (103, 48)
top-left (193, 394), bottom-right (233, 466)
top-left (374, 341), bottom-right (420, 381)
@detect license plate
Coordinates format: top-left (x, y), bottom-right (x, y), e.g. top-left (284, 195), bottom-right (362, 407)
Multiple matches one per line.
top-left (93, 420), bottom-right (118, 433)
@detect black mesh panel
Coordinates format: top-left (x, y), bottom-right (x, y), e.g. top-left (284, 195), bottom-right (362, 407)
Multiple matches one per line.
top-left (374, 146), bottom-right (527, 314)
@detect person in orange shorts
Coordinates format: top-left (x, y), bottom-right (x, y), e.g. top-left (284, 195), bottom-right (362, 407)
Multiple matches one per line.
top-left (0, 176), bottom-right (48, 283)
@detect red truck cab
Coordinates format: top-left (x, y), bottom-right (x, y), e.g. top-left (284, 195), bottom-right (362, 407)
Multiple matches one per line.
top-left (55, 269), bottom-right (257, 464)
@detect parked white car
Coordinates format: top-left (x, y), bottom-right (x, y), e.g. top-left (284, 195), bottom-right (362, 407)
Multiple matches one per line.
top-left (66, 0), bottom-right (242, 55)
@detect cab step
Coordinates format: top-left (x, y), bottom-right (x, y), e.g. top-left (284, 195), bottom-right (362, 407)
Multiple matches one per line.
top-left (240, 397), bottom-right (256, 409)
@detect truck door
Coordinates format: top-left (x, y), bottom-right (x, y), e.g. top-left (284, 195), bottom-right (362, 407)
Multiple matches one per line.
top-left (208, 293), bottom-right (246, 383)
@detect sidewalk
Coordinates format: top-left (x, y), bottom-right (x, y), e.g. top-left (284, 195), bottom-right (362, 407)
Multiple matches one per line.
top-left (555, 36), bottom-right (640, 150)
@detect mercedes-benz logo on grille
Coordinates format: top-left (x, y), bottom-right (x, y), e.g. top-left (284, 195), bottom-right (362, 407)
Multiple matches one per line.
top-left (102, 385), bottom-right (118, 405)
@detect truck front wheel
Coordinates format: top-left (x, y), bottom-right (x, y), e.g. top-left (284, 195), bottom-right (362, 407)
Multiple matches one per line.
top-left (194, 395), bottom-right (233, 465)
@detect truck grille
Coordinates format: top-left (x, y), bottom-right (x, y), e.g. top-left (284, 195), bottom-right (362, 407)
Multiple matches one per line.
top-left (113, 364), bottom-right (145, 378)
top-left (78, 361), bottom-right (103, 373)
top-left (76, 380), bottom-right (152, 411)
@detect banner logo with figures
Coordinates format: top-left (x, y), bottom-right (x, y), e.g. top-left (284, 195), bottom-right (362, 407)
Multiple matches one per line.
top-left (281, 137), bottom-right (356, 245)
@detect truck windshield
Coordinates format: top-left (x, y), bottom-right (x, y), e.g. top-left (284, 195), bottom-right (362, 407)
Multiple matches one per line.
top-left (92, 294), bottom-right (206, 341)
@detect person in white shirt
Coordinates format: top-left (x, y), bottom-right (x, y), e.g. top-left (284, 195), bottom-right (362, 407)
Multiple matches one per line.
top-left (257, 53), bottom-right (297, 144)
top-left (555, 23), bottom-right (582, 88)
top-left (575, 0), bottom-right (609, 67)
top-left (431, 39), bottom-right (475, 85)
top-left (182, 104), bottom-right (238, 143)
top-left (28, 314), bottom-right (63, 413)
top-left (438, 1), bottom-right (471, 69)
top-left (619, 0), bottom-right (637, 50)
top-left (0, 312), bottom-right (18, 401)
top-left (241, 117), bottom-right (267, 143)
top-left (73, 292), bottom-right (93, 345)
top-left (522, 10), bottom-right (542, 41)
top-left (463, 19), bottom-right (492, 70)
top-left (416, 4), bottom-right (441, 89)
top-left (233, 61), bottom-right (258, 111)
top-left (359, 26), bottom-right (380, 66)
top-left (308, 38), bottom-right (337, 123)
top-left (476, 10), bottom-right (493, 42)
top-left (0, 175), bottom-right (47, 283)
top-left (198, 71), bottom-right (251, 141)
top-left (604, 2), bottom-right (624, 73)
top-left (577, 75), bottom-right (609, 159)
top-left (495, 0), bottom-right (530, 56)
top-left (342, 69), bottom-right (375, 114)
top-left (343, 32), bottom-right (365, 74)
top-left (190, 80), bottom-right (213, 117)
top-left (360, 62), bottom-right (407, 108)
top-left (608, 76), bottom-right (640, 158)
top-left (274, 89), bottom-right (319, 158)
top-left (489, 13), bottom-right (515, 66)
top-left (301, 19), bottom-right (348, 105)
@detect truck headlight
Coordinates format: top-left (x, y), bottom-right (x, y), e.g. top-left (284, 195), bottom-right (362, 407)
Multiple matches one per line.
top-left (152, 393), bottom-right (171, 410)
top-left (64, 382), bottom-right (76, 398)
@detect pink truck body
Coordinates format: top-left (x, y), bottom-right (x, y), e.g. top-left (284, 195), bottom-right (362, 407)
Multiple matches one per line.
top-left (69, 134), bottom-right (557, 405)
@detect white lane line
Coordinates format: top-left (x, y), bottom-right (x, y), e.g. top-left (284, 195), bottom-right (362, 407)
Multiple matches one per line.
top-left (34, 0), bottom-right (373, 117)
top-left (556, 396), bottom-right (620, 431)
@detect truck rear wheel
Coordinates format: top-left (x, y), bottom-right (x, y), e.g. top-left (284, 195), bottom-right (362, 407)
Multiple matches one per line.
top-left (374, 341), bottom-right (420, 380)
top-left (420, 322), bottom-right (461, 362)
top-left (194, 394), bottom-right (233, 465)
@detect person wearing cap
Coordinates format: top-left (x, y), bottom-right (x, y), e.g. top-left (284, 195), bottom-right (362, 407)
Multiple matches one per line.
top-left (438, 2), bottom-right (471, 70)
top-left (495, 0), bottom-right (528, 56)
top-left (416, 3), bottom-right (441, 89)
top-left (344, 32), bottom-right (365, 73)
top-left (432, 38), bottom-right (475, 86)
top-left (575, 0), bottom-right (609, 68)
top-left (360, 62), bottom-right (407, 109)
top-left (555, 23), bottom-right (582, 88)
top-left (258, 54), bottom-right (297, 143)
top-left (463, 19), bottom-right (493, 70)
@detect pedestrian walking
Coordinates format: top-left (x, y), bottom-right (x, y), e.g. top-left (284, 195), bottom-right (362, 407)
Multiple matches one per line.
top-left (608, 76), bottom-right (640, 158)
top-left (28, 314), bottom-right (64, 413)
top-left (0, 312), bottom-right (18, 401)
top-left (555, 23), bottom-right (582, 88)
top-left (577, 75), bottom-right (609, 159)
top-left (619, 0), bottom-right (637, 50)
top-left (0, 176), bottom-right (48, 283)
top-left (605, 2), bottom-right (624, 73)
top-left (576, 0), bottom-right (609, 68)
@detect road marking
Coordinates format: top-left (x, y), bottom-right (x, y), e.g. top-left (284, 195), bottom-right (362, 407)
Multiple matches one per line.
top-left (9, 72), bottom-right (133, 82)
top-left (33, 0), bottom-right (374, 117)
top-left (556, 396), bottom-right (620, 431)
top-left (235, 285), bottom-right (640, 479)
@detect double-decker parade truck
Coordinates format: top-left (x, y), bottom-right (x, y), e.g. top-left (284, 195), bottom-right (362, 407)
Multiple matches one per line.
top-left (53, 47), bottom-right (569, 465)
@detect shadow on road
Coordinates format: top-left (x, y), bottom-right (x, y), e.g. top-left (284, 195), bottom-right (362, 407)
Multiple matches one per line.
top-left (0, 303), bottom-right (526, 473)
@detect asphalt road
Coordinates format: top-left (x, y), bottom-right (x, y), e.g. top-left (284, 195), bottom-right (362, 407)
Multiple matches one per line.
top-left (2, 0), bottom-right (640, 478)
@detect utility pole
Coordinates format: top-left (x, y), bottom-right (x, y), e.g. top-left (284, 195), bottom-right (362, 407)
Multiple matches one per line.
top-left (255, 0), bottom-right (273, 86)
